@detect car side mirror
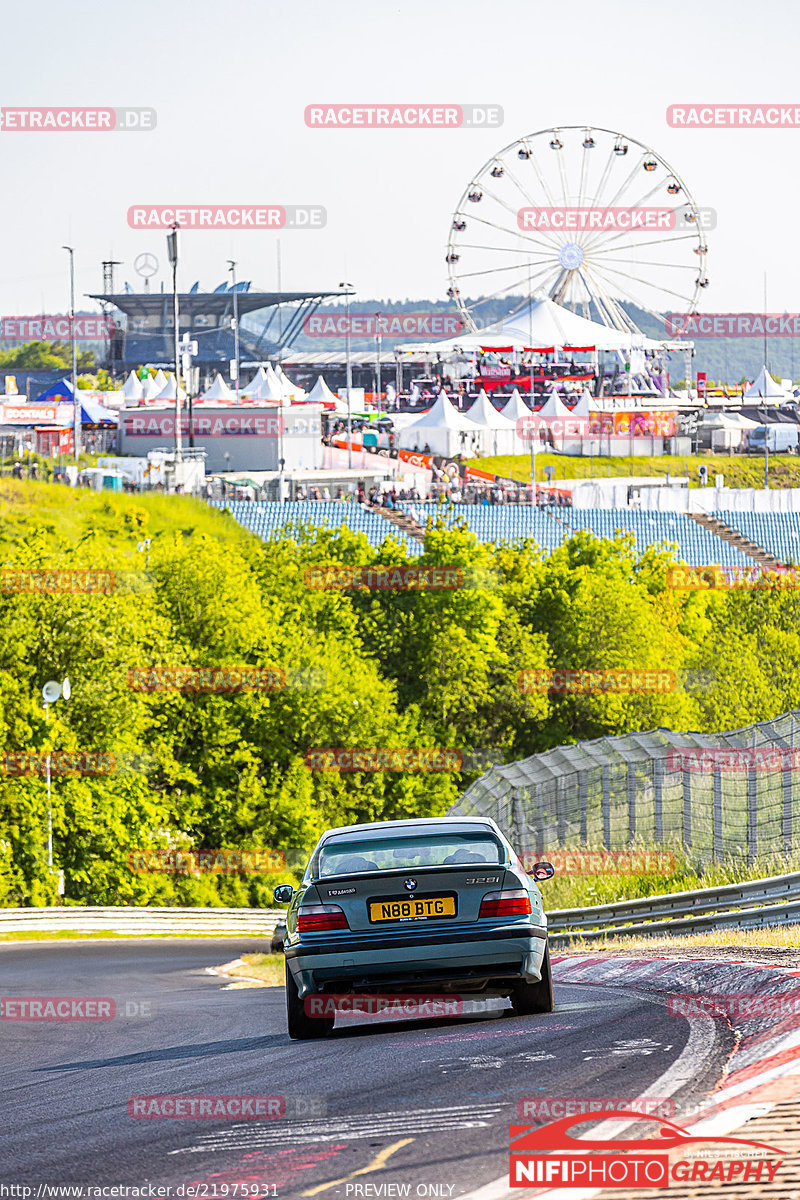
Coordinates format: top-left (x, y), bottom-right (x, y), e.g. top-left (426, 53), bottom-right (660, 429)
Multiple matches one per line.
top-left (529, 861), bottom-right (555, 882)
top-left (273, 884), bottom-right (294, 904)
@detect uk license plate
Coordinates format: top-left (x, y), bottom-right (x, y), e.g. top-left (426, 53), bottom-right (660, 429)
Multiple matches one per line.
top-left (368, 896), bottom-right (456, 922)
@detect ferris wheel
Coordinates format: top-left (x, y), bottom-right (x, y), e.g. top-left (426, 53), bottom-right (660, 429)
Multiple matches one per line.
top-left (445, 126), bottom-right (708, 337)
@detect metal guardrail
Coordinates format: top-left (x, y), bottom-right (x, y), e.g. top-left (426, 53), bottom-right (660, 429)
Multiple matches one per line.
top-left (547, 868), bottom-right (800, 943)
top-left (0, 905), bottom-right (283, 936)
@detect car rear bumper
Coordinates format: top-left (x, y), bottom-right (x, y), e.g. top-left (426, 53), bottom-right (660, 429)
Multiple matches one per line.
top-left (285, 922), bottom-right (548, 997)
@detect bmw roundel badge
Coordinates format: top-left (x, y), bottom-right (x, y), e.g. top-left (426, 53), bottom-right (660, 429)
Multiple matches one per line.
top-left (404, 878), bottom-right (417, 891)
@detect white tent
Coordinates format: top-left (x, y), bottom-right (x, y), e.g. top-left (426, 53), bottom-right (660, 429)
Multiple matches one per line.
top-left (141, 374), bottom-right (161, 401)
top-left (572, 389), bottom-right (593, 419)
top-left (275, 363), bottom-right (307, 401)
top-left (306, 375), bottom-right (339, 405)
top-left (121, 370), bottom-right (144, 403)
top-left (500, 387), bottom-right (531, 422)
top-left (466, 388), bottom-right (516, 456)
top-left (744, 366), bottom-right (787, 400)
top-left (154, 373), bottom-right (187, 401)
top-left (263, 363), bottom-right (284, 399)
top-left (537, 390), bottom-right (574, 419)
top-left (498, 387), bottom-right (534, 452)
top-left (398, 390), bottom-right (482, 457)
top-left (241, 367), bottom-right (269, 398)
top-left (153, 369), bottom-right (169, 390)
top-left (397, 295), bottom-right (675, 355)
top-left (203, 373), bottom-right (234, 401)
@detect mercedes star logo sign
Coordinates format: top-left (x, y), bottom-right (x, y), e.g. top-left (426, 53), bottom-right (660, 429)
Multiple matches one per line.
top-left (134, 252), bottom-right (159, 278)
top-left (404, 878), bottom-right (417, 891)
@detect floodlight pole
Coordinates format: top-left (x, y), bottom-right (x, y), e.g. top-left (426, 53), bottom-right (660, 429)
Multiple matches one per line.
top-left (167, 224), bottom-right (182, 459)
top-left (62, 247), bottom-right (79, 460)
top-left (228, 260), bottom-right (240, 406)
top-left (339, 282), bottom-right (354, 468)
top-left (376, 314), bottom-right (382, 415)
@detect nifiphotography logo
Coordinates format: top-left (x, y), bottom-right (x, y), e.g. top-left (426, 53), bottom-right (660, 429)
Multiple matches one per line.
top-left (509, 1111), bottom-right (784, 1187)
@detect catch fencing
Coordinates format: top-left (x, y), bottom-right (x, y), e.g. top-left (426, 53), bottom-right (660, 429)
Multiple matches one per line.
top-left (451, 709), bottom-right (800, 866)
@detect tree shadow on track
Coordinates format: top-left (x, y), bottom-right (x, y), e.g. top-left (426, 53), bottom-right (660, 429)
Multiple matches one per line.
top-left (36, 1035), bottom-right (282, 1071)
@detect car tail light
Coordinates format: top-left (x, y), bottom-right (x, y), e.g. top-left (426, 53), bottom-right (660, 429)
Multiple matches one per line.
top-left (479, 889), bottom-right (532, 919)
top-left (297, 904), bottom-right (349, 932)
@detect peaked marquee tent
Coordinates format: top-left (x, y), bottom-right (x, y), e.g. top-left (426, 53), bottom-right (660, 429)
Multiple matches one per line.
top-left (466, 388), bottom-right (516, 456)
top-left (203, 373), bottom-right (235, 401)
top-left (398, 390), bottom-right (484, 457)
top-left (744, 366), bottom-right (787, 401)
top-left (396, 295), bottom-right (677, 356)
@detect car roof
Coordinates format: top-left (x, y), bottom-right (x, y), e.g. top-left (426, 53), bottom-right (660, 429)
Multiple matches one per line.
top-left (317, 816), bottom-right (504, 843)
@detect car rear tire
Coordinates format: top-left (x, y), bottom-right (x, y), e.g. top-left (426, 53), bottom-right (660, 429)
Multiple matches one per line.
top-left (511, 945), bottom-right (554, 1015)
top-left (285, 962), bottom-right (335, 1039)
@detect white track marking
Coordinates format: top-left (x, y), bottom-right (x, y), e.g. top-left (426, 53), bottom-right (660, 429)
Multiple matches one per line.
top-left (169, 1103), bottom-right (506, 1155)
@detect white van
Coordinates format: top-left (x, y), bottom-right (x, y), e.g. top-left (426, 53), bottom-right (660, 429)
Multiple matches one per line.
top-left (748, 424), bottom-right (800, 453)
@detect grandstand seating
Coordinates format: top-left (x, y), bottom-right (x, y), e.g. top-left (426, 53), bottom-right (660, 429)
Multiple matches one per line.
top-left (399, 503), bottom-right (755, 567)
top-left (212, 500), bottom-right (789, 568)
top-left (212, 501), bottom-right (423, 556)
top-left (716, 512), bottom-right (800, 565)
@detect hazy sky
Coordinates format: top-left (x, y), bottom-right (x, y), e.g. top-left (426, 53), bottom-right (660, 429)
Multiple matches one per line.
top-left (1, 0), bottom-right (797, 318)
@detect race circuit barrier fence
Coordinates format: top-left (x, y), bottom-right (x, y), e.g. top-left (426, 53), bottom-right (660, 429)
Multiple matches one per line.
top-left (450, 709), bottom-right (800, 867)
top-left (0, 905), bottom-right (284, 937)
top-left (546, 868), bottom-right (800, 943)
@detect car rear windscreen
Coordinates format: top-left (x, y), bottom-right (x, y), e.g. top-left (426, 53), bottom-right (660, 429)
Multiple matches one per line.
top-left (316, 832), bottom-right (503, 877)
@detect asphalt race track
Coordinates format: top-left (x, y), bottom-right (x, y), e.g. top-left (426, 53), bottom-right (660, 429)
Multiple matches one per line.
top-left (0, 941), bottom-right (734, 1197)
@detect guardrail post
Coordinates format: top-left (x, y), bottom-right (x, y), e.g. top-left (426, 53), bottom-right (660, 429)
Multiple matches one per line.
top-left (602, 765), bottom-right (611, 849)
top-left (713, 768), bottom-right (723, 862)
top-left (578, 771), bottom-right (588, 843)
top-left (682, 769), bottom-right (692, 853)
top-left (783, 758), bottom-right (793, 856)
top-left (653, 759), bottom-right (663, 843)
top-left (627, 765), bottom-right (636, 844)
top-left (747, 765), bottom-right (758, 864)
